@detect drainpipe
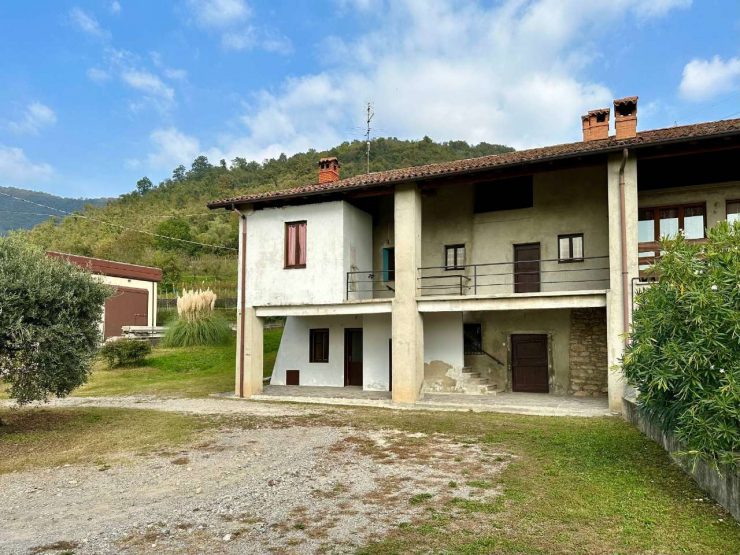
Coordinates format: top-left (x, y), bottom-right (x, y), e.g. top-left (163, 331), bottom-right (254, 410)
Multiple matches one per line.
top-left (618, 148), bottom-right (630, 343)
top-left (233, 205), bottom-right (247, 398)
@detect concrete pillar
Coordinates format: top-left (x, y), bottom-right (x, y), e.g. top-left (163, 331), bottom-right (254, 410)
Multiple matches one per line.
top-left (235, 208), bottom-right (264, 397)
top-left (606, 151), bottom-right (639, 413)
top-left (391, 183), bottom-right (424, 403)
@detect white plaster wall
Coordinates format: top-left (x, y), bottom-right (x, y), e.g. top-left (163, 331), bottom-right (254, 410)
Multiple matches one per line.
top-left (270, 314), bottom-right (362, 387)
top-left (363, 313), bottom-right (392, 390)
top-left (270, 313), bottom-right (392, 390)
top-left (246, 201), bottom-right (372, 306)
top-left (343, 203), bottom-right (374, 300)
top-left (423, 312), bottom-right (464, 369)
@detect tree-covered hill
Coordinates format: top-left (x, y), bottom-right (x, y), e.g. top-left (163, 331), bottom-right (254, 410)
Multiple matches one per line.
top-left (0, 186), bottom-right (108, 234)
top-left (20, 137), bottom-right (513, 291)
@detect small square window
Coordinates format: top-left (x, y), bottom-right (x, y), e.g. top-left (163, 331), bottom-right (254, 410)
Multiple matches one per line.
top-left (558, 234), bottom-right (584, 263)
top-left (309, 328), bottom-right (329, 363)
top-left (727, 200), bottom-right (740, 224)
top-left (445, 244), bottom-right (466, 270)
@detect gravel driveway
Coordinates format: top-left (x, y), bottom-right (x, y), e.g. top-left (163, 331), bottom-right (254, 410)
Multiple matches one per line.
top-left (1, 401), bottom-right (511, 554)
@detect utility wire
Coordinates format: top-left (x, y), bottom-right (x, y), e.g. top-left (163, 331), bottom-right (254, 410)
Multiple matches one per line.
top-left (0, 190), bottom-right (237, 252)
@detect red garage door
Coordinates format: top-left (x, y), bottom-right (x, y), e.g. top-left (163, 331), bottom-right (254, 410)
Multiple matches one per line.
top-left (104, 287), bottom-right (149, 339)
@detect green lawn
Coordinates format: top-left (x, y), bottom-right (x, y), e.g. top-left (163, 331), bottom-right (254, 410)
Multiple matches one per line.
top-left (74, 327), bottom-right (282, 398)
top-left (0, 407), bottom-right (212, 473)
top-left (333, 408), bottom-right (740, 555)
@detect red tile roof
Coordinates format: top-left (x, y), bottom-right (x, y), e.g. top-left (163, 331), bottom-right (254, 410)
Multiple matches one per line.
top-left (46, 251), bottom-right (163, 282)
top-left (208, 117), bottom-right (740, 209)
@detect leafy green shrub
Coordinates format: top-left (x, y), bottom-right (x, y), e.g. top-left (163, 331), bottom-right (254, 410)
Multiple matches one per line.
top-left (0, 238), bottom-right (111, 404)
top-left (162, 288), bottom-right (232, 347)
top-left (99, 339), bottom-right (152, 367)
top-left (623, 222), bottom-right (740, 468)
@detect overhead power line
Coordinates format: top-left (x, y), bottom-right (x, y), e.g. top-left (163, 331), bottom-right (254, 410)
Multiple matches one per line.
top-left (0, 190), bottom-right (237, 252)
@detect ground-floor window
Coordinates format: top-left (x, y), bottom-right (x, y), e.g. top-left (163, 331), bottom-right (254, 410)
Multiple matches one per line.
top-left (309, 328), bottom-right (329, 362)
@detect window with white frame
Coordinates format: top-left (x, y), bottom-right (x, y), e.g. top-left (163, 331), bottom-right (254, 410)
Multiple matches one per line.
top-left (558, 234), bottom-right (584, 262)
top-left (445, 244), bottom-right (466, 270)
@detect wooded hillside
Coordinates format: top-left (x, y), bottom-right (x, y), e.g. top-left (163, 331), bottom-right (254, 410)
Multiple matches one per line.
top-left (20, 137), bottom-right (513, 292)
top-left (0, 186), bottom-right (108, 234)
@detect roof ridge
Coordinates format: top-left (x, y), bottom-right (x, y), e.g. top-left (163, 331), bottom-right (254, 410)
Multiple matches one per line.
top-left (208, 116), bottom-right (740, 209)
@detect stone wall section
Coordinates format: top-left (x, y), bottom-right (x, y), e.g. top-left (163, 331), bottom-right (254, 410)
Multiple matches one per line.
top-left (569, 308), bottom-right (608, 396)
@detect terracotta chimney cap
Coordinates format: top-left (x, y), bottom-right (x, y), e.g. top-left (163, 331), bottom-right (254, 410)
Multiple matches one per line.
top-left (318, 157), bottom-right (340, 183)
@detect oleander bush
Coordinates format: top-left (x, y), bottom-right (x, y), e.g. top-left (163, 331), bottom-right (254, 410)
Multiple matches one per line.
top-left (0, 237), bottom-right (111, 404)
top-left (99, 339), bottom-right (152, 367)
top-left (162, 288), bottom-right (232, 347)
top-left (623, 222), bottom-right (740, 468)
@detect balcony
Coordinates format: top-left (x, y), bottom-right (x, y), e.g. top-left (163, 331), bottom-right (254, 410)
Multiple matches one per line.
top-left (346, 270), bottom-right (396, 301)
top-left (417, 255), bottom-right (610, 297)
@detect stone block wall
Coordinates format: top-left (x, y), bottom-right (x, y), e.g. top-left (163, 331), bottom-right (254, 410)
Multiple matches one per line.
top-left (569, 308), bottom-right (608, 396)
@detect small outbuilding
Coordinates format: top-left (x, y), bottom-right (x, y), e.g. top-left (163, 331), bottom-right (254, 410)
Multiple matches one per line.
top-left (46, 251), bottom-right (162, 339)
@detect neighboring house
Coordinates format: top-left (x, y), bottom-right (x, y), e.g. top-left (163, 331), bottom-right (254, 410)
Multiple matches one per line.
top-left (208, 97), bottom-right (740, 412)
top-left (46, 252), bottom-right (162, 339)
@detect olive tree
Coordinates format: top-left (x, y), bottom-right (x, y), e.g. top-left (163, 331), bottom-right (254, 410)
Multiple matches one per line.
top-left (0, 238), bottom-right (111, 404)
top-left (623, 222), bottom-right (740, 467)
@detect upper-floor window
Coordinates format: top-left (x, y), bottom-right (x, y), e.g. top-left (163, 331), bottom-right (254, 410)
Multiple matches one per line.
top-left (558, 234), bottom-right (584, 262)
top-left (474, 176), bottom-right (533, 213)
top-left (727, 200), bottom-right (740, 224)
top-left (382, 247), bottom-right (395, 282)
top-left (309, 328), bottom-right (329, 363)
top-left (285, 221), bottom-right (307, 268)
top-left (638, 204), bottom-right (705, 242)
top-left (445, 244), bottom-right (466, 270)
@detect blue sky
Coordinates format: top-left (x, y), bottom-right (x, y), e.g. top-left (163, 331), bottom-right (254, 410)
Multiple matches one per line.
top-left (1, 0), bottom-right (739, 198)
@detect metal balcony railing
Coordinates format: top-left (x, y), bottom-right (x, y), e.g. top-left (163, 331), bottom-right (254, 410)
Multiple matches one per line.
top-left (417, 255), bottom-right (611, 296)
top-left (346, 270), bottom-right (395, 300)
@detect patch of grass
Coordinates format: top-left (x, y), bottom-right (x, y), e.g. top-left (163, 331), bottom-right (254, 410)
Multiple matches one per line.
top-left (409, 493), bottom-right (433, 505)
top-left (466, 479), bottom-right (495, 489)
top-left (0, 407), bottom-right (211, 473)
top-left (329, 409), bottom-right (740, 555)
top-left (74, 327), bottom-right (282, 398)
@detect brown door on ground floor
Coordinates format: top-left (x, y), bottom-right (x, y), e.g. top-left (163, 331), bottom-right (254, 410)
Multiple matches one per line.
top-left (344, 328), bottom-right (363, 386)
top-left (104, 286), bottom-right (149, 339)
top-left (511, 334), bottom-right (549, 393)
top-left (514, 243), bottom-right (541, 293)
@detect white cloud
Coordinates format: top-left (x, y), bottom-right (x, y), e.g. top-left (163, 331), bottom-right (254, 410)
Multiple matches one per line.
top-left (121, 70), bottom-right (175, 103)
top-left (188, 0), bottom-right (251, 29)
top-left (680, 55), bottom-right (740, 101)
top-left (0, 146), bottom-right (54, 185)
top-left (87, 67), bottom-right (111, 83)
top-left (110, 1), bottom-right (121, 15)
top-left (635, 0), bottom-right (691, 19)
top-left (69, 7), bottom-right (110, 39)
top-left (196, 0), bottom-right (688, 164)
top-left (146, 127), bottom-right (201, 169)
top-left (8, 102), bottom-right (57, 135)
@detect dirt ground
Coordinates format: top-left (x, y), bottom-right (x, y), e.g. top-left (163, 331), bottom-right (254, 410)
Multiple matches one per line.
top-left (0, 412), bottom-right (511, 554)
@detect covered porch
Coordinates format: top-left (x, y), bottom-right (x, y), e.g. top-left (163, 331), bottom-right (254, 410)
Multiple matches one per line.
top-left (249, 385), bottom-right (611, 417)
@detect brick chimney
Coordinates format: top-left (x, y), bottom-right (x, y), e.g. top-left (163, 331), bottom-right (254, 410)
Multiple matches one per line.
top-left (581, 108), bottom-right (610, 141)
top-left (318, 157), bottom-right (340, 183)
top-left (614, 96), bottom-right (638, 140)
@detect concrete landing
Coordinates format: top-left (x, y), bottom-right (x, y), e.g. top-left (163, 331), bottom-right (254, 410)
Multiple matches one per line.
top-left (244, 386), bottom-right (612, 417)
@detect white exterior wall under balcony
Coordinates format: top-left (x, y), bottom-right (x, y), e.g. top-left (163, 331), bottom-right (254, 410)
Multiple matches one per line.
top-left (270, 314), bottom-right (391, 390)
top-left (245, 201), bottom-right (372, 306)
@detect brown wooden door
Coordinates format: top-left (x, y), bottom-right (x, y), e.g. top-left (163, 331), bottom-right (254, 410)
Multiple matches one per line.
top-left (344, 328), bottom-right (363, 386)
top-left (104, 286), bottom-right (149, 339)
top-left (514, 243), bottom-right (541, 293)
top-left (511, 334), bottom-right (549, 393)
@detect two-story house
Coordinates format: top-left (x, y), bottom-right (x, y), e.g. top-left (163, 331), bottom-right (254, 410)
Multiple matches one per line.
top-left (208, 96), bottom-right (740, 413)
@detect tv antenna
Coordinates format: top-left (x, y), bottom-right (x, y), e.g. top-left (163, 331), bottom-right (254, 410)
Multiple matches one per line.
top-left (365, 102), bottom-right (374, 174)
